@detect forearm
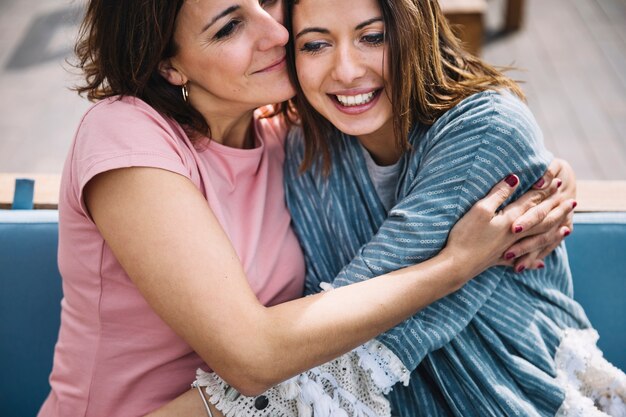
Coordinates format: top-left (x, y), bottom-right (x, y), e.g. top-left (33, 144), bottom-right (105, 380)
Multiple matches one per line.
top-left (144, 389), bottom-right (224, 417)
top-left (145, 251), bottom-right (462, 416)
top-left (217, 249), bottom-right (463, 395)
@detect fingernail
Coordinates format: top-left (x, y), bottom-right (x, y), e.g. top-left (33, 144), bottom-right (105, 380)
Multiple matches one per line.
top-left (538, 262), bottom-right (545, 269)
top-left (563, 229), bottom-right (571, 237)
top-left (517, 265), bottom-right (526, 273)
top-left (505, 174), bottom-right (519, 187)
top-left (514, 225), bottom-right (523, 234)
top-left (534, 178), bottom-right (545, 188)
top-left (505, 252), bottom-right (516, 260)
top-left (572, 201), bottom-right (577, 209)
top-left (557, 179), bottom-right (563, 188)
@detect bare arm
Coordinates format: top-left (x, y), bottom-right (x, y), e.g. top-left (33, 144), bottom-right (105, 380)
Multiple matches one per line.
top-left (86, 167), bottom-right (532, 397)
top-left (145, 389), bottom-right (224, 417)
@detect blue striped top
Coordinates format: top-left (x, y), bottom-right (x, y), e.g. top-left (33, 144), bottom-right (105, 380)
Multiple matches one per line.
top-left (284, 91), bottom-right (591, 416)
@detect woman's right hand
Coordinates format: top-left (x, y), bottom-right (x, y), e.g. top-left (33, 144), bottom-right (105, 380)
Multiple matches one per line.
top-left (443, 174), bottom-right (561, 279)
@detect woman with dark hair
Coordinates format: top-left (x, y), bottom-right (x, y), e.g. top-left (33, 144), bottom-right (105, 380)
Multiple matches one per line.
top-left (38, 1), bottom-right (578, 416)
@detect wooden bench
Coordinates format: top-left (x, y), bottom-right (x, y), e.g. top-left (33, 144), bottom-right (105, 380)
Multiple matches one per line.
top-left (1, 173), bottom-right (625, 213)
top-left (0, 174), bottom-right (61, 210)
top-left (504, 0), bottom-right (525, 32)
top-left (440, 0), bottom-right (526, 55)
top-left (440, 0), bottom-right (487, 56)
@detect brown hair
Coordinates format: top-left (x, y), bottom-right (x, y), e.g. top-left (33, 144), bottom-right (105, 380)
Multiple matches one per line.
top-left (284, 0), bottom-right (524, 173)
top-left (73, 0), bottom-right (209, 137)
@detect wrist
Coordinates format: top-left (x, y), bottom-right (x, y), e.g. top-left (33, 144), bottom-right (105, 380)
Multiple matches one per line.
top-left (437, 247), bottom-right (474, 292)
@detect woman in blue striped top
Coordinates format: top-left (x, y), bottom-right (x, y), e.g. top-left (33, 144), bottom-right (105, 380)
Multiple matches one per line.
top-left (277, 0), bottom-right (626, 416)
top-left (193, 0), bottom-right (624, 416)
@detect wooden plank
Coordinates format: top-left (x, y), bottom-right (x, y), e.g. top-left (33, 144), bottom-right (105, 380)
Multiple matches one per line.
top-left (1, 173), bottom-right (624, 213)
top-left (0, 173), bottom-right (61, 209)
top-left (444, 12), bottom-right (485, 55)
top-left (483, 3), bottom-right (604, 180)
top-left (576, 180), bottom-right (626, 212)
top-left (504, 0), bottom-right (525, 31)
top-left (439, 0), bottom-right (487, 14)
top-left (528, 0), bottom-right (626, 179)
top-left (439, 0), bottom-right (487, 55)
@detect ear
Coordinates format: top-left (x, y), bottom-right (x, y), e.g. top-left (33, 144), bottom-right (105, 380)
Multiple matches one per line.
top-left (158, 59), bottom-right (187, 86)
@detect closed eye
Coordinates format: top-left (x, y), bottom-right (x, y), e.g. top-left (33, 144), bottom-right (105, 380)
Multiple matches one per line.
top-left (299, 41), bottom-right (329, 55)
top-left (259, 0), bottom-right (279, 7)
top-left (362, 32), bottom-right (384, 46)
top-left (214, 19), bottom-right (242, 40)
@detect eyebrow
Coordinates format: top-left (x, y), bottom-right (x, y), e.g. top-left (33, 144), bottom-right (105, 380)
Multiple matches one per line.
top-left (295, 27), bottom-right (329, 39)
top-left (355, 17), bottom-right (383, 30)
top-left (295, 16), bottom-right (383, 40)
top-left (201, 5), bottom-right (240, 34)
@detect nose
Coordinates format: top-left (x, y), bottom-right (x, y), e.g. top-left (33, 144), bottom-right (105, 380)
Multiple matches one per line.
top-left (331, 44), bottom-right (366, 85)
top-left (256, 8), bottom-right (289, 51)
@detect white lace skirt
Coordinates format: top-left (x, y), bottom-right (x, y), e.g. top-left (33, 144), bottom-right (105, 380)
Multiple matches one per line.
top-left (555, 328), bottom-right (626, 417)
top-left (196, 328), bottom-right (626, 417)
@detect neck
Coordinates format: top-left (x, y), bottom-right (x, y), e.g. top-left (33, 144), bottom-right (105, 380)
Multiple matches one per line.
top-left (190, 97), bottom-right (257, 149)
top-left (356, 121), bottom-right (401, 166)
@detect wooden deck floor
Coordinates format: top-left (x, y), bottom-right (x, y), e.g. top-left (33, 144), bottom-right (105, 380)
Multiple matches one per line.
top-left (0, 0), bottom-right (624, 180)
top-left (483, 0), bottom-right (626, 180)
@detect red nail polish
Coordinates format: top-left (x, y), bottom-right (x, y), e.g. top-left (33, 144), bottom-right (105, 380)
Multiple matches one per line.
top-left (514, 225), bottom-right (523, 234)
top-left (557, 179), bottom-right (563, 188)
top-left (534, 178), bottom-right (545, 188)
top-left (517, 265), bottom-right (526, 273)
top-left (564, 229), bottom-right (571, 237)
top-left (505, 174), bottom-right (519, 187)
top-left (505, 252), bottom-right (516, 260)
top-left (538, 263), bottom-right (545, 269)
top-left (572, 201), bottom-right (578, 209)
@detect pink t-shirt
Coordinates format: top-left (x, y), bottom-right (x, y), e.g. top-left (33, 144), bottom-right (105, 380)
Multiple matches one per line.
top-left (38, 97), bottom-right (305, 417)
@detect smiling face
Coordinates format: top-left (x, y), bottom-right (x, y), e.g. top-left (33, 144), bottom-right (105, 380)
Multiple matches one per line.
top-left (161, 0), bottom-right (294, 131)
top-left (292, 0), bottom-right (394, 150)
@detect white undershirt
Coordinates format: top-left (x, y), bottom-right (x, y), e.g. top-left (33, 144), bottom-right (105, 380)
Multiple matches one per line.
top-left (359, 143), bottom-right (402, 212)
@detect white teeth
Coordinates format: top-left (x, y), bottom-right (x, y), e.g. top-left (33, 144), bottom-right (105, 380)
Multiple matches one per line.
top-left (336, 91), bottom-right (376, 107)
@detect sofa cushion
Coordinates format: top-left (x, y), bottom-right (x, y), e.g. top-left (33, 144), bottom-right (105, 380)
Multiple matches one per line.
top-left (0, 210), bottom-right (62, 417)
top-left (568, 212), bottom-right (626, 372)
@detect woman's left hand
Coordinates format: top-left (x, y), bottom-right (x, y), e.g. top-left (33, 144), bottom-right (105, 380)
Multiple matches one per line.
top-left (503, 158), bottom-right (577, 272)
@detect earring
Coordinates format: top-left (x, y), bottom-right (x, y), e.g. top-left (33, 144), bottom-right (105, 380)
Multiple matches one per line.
top-left (181, 83), bottom-right (189, 102)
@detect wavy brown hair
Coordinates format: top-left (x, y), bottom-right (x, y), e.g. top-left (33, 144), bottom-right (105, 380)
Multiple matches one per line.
top-left (284, 0), bottom-right (525, 173)
top-left (73, 0), bottom-right (210, 137)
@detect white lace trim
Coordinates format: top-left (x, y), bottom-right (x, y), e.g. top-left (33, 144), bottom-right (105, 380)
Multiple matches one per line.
top-left (320, 282), bottom-right (411, 393)
top-left (196, 347), bottom-right (391, 417)
top-left (555, 328), bottom-right (626, 417)
top-left (354, 340), bottom-right (410, 392)
top-left (192, 282), bottom-right (410, 417)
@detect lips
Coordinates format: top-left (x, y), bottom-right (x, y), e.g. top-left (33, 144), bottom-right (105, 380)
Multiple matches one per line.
top-left (335, 91), bottom-right (376, 107)
top-left (253, 55), bottom-right (286, 74)
top-left (328, 88), bottom-right (383, 114)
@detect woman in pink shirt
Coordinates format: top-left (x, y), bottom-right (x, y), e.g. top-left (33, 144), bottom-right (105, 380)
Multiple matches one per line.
top-left (38, 1), bottom-right (576, 416)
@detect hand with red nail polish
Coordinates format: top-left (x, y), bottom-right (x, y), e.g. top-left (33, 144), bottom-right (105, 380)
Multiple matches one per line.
top-left (499, 158), bottom-right (577, 272)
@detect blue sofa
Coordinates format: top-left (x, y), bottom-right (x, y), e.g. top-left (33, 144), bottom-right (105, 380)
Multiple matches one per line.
top-left (1, 205), bottom-right (624, 417)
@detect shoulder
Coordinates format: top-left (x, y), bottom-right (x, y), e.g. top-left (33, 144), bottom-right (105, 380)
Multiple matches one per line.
top-left (80, 95), bottom-right (172, 129)
top-left (441, 90), bottom-right (538, 136)
top-left (68, 96), bottom-right (196, 195)
top-left (74, 96), bottom-right (189, 161)
top-left (418, 90), bottom-right (544, 153)
top-left (77, 96), bottom-right (182, 145)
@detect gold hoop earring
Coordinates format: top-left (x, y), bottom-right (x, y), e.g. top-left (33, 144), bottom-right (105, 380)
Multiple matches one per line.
top-left (181, 83), bottom-right (189, 102)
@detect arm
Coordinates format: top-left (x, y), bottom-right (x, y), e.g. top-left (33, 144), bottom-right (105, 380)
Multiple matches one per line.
top-left (286, 91), bottom-right (570, 373)
top-left (86, 164), bottom-right (525, 398)
top-left (142, 172), bottom-right (533, 417)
